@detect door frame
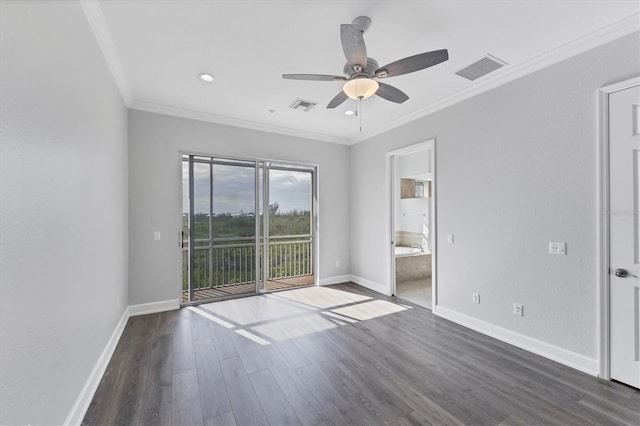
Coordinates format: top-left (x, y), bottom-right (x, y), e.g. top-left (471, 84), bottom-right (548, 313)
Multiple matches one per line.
top-left (386, 139), bottom-right (437, 307)
top-left (598, 76), bottom-right (640, 379)
top-left (260, 162), bottom-right (318, 293)
top-left (177, 151), bottom-right (319, 305)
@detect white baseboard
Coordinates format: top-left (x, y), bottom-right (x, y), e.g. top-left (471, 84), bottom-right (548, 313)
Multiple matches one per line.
top-left (64, 298), bottom-right (179, 424)
top-left (128, 298), bottom-right (180, 317)
top-left (318, 274), bottom-right (352, 286)
top-left (434, 305), bottom-right (599, 376)
top-left (349, 274), bottom-right (391, 296)
top-left (64, 308), bottom-right (129, 425)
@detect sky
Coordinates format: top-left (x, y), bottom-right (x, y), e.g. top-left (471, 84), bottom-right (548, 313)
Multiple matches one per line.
top-left (182, 161), bottom-right (312, 215)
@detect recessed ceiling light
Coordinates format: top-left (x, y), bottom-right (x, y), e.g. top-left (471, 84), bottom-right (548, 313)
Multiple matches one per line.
top-left (345, 110), bottom-right (354, 116)
top-left (198, 73), bottom-right (214, 82)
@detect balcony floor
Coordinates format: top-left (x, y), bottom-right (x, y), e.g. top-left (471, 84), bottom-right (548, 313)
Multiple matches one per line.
top-left (182, 275), bottom-right (315, 303)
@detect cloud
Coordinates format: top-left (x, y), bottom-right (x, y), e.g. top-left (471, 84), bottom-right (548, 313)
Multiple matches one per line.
top-left (182, 162), bottom-right (311, 215)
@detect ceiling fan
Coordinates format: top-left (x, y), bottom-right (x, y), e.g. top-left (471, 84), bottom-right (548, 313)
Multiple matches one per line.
top-left (282, 16), bottom-right (449, 109)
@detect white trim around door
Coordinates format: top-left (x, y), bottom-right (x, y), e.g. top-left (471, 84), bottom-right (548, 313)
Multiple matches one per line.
top-left (386, 139), bottom-right (437, 308)
top-left (598, 76), bottom-right (640, 380)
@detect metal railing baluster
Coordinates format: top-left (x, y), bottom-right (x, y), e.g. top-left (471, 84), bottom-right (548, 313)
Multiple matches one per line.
top-left (185, 235), bottom-right (313, 296)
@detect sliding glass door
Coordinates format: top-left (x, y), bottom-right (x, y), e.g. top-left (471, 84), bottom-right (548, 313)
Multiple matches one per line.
top-left (264, 166), bottom-right (314, 292)
top-left (181, 155), bottom-right (316, 304)
top-left (182, 156), bottom-right (259, 303)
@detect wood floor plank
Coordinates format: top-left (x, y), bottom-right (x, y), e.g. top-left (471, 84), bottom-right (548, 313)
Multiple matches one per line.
top-left (191, 311), bottom-right (214, 341)
top-left (274, 339), bottom-right (311, 370)
top-left (142, 403), bottom-right (171, 426)
top-left (229, 327), bottom-right (269, 374)
top-left (248, 368), bottom-right (301, 425)
top-left (383, 381), bottom-right (464, 426)
top-left (294, 362), bottom-right (360, 425)
top-left (84, 284), bottom-right (640, 426)
top-left (511, 386), bottom-right (629, 426)
top-left (172, 369), bottom-right (200, 403)
top-left (193, 337), bottom-right (232, 419)
top-left (293, 335), bottom-right (363, 397)
top-left (172, 396), bottom-right (204, 426)
top-left (411, 365), bottom-right (509, 425)
top-left (324, 324), bottom-right (427, 385)
top-left (207, 321), bottom-right (239, 361)
top-left (156, 309), bottom-right (177, 336)
top-left (441, 359), bottom-right (589, 426)
top-left (497, 414), bottom-right (532, 426)
top-left (173, 315), bottom-right (196, 374)
top-left (205, 410), bottom-right (236, 426)
top-left (219, 356), bottom-right (268, 426)
top-left (108, 317), bottom-right (156, 425)
top-left (143, 334), bottom-right (173, 410)
top-left (260, 344), bottom-right (325, 425)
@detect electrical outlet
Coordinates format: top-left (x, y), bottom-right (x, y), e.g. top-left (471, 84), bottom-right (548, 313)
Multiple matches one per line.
top-left (513, 303), bottom-right (523, 316)
top-left (472, 293), bottom-right (480, 304)
top-left (447, 233), bottom-right (454, 244)
top-left (335, 260), bottom-right (340, 268)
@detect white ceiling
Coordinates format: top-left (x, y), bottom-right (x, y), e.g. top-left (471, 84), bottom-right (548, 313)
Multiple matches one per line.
top-left (89, 0), bottom-right (639, 144)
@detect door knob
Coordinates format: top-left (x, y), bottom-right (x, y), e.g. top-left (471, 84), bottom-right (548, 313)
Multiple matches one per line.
top-left (614, 268), bottom-right (638, 278)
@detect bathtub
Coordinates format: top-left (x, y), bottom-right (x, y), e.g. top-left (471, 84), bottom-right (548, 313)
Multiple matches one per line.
top-left (395, 246), bottom-right (432, 281)
top-left (395, 246), bottom-right (425, 257)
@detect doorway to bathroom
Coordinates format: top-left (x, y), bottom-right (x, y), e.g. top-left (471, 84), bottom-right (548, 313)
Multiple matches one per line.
top-left (388, 140), bottom-right (436, 309)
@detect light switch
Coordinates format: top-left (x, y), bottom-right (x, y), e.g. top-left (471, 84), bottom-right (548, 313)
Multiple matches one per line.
top-left (154, 231), bottom-right (161, 241)
top-left (549, 242), bottom-right (566, 255)
top-left (447, 233), bottom-right (454, 244)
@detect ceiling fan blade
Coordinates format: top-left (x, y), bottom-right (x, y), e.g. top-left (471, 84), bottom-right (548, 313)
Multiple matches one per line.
top-left (375, 49), bottom-right (449, 78)
top-left (282, 74), bottom-right (346, 81)
top-left (327, 90), bottom-right (349, 109)
top-left (375, 82), bottom-right (409, 104)
top-left (340, 24), bottom-right (367, 66)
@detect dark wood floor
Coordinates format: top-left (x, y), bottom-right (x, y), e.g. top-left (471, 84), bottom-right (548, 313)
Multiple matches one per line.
top-left (83, 283), bottom-right (640, 426)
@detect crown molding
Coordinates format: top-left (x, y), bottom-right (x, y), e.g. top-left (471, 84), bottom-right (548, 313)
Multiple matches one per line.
top-left (350, 13), bottom-right (640, 145)
top-left (79, 0), bottom-right (637, 146)
top-left (129, 100), bottom-right (351, 145)
top-left (80, 0), bottom-right (133, 105)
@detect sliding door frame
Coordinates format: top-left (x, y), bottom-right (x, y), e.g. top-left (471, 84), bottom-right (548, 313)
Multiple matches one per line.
top-left (177, 151), bottom-right (319, 305)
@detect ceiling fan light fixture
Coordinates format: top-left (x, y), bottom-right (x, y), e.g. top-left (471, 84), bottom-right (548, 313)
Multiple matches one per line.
top-left (343, 78), bottom-right (379, 100)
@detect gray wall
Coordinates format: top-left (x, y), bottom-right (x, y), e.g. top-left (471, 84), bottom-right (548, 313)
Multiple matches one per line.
top-left (350, 32), bottom-right (640, 361)
top-left (128, 110), bottom-right (351, 305)
top-left (0, 1), bottom-right (129, 424)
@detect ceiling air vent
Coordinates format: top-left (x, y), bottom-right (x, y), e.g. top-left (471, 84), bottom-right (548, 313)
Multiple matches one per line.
top-left (289, 98), bottom-right (318, 112)
top-left (455, 54), bottom-right (507, 81)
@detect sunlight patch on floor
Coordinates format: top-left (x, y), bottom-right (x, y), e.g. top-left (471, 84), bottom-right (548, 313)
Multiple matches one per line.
top-left (252, 313), bottom-right (338, 342)
top-left (273, 286), bottom-right (372, 309)
top-left (192, 286), bottom-right (408, 345)
top-left (331, 298), bottom-right (408, 321)
top-left (235, 328), bottom-right (271, 346)
top-left (187, 305), bottom-right (234, 328)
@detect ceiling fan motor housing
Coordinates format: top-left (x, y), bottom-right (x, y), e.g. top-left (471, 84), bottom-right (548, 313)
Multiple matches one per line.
top-left (344, 57), bottom-right (379, 79)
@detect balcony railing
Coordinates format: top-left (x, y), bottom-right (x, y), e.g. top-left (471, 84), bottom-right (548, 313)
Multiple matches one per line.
top-left (182, 235), bottom-right (313, 292)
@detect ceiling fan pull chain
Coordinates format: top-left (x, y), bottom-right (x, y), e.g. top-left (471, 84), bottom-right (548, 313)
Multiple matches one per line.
top-left (359, 98), bottom-right (363, 132)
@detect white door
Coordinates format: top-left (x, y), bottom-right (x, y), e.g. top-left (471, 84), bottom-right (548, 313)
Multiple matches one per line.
top-left (609, 83), bottom-right (640, 388)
